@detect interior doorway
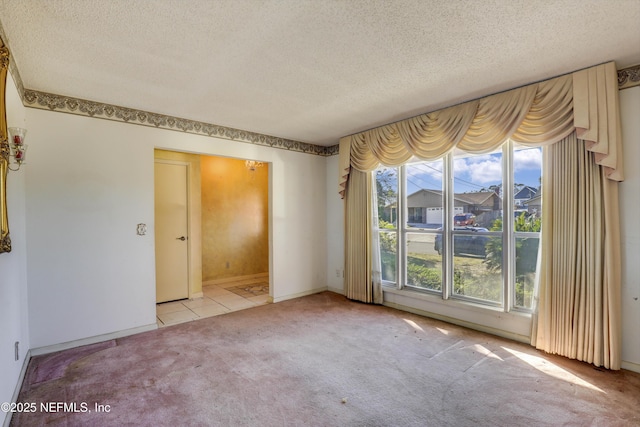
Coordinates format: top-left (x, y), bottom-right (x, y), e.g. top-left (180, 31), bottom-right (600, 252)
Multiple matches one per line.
top-left (154, 150), bottom-right (270, 326)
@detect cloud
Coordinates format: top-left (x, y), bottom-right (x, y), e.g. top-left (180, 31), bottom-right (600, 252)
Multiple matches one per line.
top-left (407, 148), bottom-right (541, 191)
top-left (453, 158), bottom-right (470, 174)
top-left (455, 154), bottom-right (502, 185)
top-left (468, 159), bottom-right (502, 184)
top-left (514, 147), bottom-right (542, 171)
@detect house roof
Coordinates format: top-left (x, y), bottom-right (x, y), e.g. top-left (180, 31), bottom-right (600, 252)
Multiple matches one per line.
top-left (527, 193), bottom-right (542, 204)
top-left (0, 1), bottom-right (639, 147)
top-left (454, 191), bottom-right (500, 205)
top-left (514, 186), bottom-right (538, 200)
top-left (404, 188), bottom-right (500, 206)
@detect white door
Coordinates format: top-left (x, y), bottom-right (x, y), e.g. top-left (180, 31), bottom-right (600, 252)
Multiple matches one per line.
top-left (155, 161), bottom-right (189, 303)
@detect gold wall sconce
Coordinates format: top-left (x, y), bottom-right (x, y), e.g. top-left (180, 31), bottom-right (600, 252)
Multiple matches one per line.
top-left (7, 127), bottom-right (27, 171)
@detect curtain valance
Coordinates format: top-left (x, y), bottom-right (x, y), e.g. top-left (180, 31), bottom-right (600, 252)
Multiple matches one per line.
top-left (338, 62), bottom-right (623, 198)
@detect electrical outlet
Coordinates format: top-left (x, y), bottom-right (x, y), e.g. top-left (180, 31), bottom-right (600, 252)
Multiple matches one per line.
top-left (336, 269), bottom-right (341, 278)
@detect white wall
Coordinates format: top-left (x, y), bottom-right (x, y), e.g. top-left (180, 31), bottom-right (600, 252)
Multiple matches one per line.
top-left (324, 86), bottom-right (640, 371)
top-left (24, 108), bottom-right (328, 349)
top-left (619, 86), bottom-right (640, 371)
top-left (325, 154), bottom-right (344, 293)
top-left (0, 73), bottom-right (29, 427)
top-left (269, 147), bottom-right (328, 301)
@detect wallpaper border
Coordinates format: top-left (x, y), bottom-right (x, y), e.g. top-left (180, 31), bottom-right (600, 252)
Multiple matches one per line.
top-left (22, 89), bottom-right (338, 156)
top-left (618, 64), bottom-right (640, 90)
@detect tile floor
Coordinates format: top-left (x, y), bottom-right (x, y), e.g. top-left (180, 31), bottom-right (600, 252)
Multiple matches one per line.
top-left (156, 276), bottom-right (270, 327)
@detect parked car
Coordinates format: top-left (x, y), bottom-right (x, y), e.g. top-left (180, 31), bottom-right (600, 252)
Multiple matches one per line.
top-left (454, 213), bottom-right (476, 226)
top-left (434, 227), bottom-right (490, 257)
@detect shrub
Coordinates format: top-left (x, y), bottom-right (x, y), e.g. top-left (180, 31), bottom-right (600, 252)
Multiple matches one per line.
top-left (407, 262), bottom-right (441, 290)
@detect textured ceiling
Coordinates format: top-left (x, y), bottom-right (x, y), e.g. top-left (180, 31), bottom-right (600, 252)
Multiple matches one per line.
top-left (1, 0), bottom-right (639, 147)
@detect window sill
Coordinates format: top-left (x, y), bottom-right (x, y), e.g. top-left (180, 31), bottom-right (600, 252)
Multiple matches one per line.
top-left (382, 286), bottom-right (532, 344)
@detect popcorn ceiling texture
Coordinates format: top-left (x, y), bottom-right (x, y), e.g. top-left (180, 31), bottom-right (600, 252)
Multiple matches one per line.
top-left (0, 0), bottom-right (639, 146)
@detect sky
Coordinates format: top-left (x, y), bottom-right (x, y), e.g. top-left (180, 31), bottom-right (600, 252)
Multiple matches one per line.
top-left (405, 147), bottom-right (542, 194)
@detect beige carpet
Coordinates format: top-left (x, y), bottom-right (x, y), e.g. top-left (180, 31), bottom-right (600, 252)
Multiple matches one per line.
top-left (11, 292), bottom-right (640, 426)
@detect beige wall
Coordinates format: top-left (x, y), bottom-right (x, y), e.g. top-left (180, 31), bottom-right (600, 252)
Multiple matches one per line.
top-left (152, 150), bottom-right (270, 290)
top-left (201, 156), bottom-right (269, 281)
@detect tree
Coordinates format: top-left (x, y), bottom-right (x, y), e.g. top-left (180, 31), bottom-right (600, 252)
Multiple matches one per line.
top-left (376, 169), bottom-right (397, 223)
top-left (483, 213), bottom-right (541, 307)
top-left (378, 220), bottom-right (397, 281)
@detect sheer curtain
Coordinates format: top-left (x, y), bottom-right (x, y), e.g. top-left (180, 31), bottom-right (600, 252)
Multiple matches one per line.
top-left (338, 62), bottom-right (623, 369)
top-left (370, 174), bottom-right (383, 304)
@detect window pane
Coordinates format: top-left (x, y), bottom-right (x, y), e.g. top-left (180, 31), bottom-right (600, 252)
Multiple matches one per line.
top-left (406, 232), bottom-right (442, 291)
top-left (406, 160), bottom-right (443, 228)
top-left (515, 235), bottom-right (539, 309)
top-left (453, 150), bottom-right (502, 230)
top-left (453, 235), bottom-right (502, 304)
top-left (513, 144), bottom-right (541, 310)
top-left (375, 168), bottom-right (398, 227)
top-left (380, 231), bottom-right (397, 283)
top-left (513, 146), bottom-right (542, 229)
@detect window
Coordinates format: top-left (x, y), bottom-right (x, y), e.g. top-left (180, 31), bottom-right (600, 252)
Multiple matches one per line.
top-left (512, 145), bottom-right (542, 310)
top-left (375, 168), bottom-right (398, 283)
top-left (452, 149), bottom-right (503, 304)
top-left (375, 141), bottom-right (541, 312)
top-left (405, 161), bottom-right (444, 292)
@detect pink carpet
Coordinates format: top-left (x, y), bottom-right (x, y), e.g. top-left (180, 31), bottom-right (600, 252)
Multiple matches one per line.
top-left (10, 292), bottom-right (640, 426)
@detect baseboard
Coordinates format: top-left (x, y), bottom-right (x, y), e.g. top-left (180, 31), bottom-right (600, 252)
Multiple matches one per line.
top-left (30, 323), bottom-right (158, 357)
top-left (327, 286), bottom-right (345, 295)
top-left (383, 300), bottom-right (531, 344)
top-left (2, 349), bottom-right (32, 427)
top-left (622, 360), bottom-right (640, 374)
top-left (272, 286), bottom-right (328, 303)
top-left (203, 272), bottom-right (269, 288)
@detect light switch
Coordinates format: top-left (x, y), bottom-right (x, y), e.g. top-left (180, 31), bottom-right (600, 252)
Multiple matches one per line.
top-left (137, 223), bottom-right (147, 236)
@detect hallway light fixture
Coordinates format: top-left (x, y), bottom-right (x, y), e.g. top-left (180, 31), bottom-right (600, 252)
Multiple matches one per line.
top-left (245, 160), bottom-right (263, 171)
top-left (7, 127), bottom-right (27, 171)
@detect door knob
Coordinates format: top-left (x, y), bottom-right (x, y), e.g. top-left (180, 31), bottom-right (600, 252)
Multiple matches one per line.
top-left (176, 236), bottom-right (187, 241)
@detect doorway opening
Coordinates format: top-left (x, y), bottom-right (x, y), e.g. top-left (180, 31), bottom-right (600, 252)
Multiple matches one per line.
top-left (154, 150), bottom-right (271, 326)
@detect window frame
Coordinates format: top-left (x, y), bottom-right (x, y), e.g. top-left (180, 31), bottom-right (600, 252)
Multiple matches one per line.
top-left (377, 140), bottom-right (540, 314)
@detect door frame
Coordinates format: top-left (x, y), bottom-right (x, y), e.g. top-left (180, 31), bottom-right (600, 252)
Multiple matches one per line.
top-left (153, 150), bottom-right (274, 305)
top-left (154, 156), bottom-right (203, 300)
